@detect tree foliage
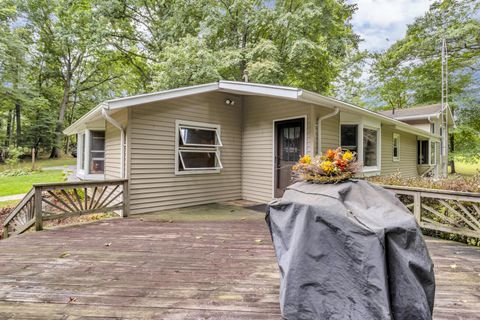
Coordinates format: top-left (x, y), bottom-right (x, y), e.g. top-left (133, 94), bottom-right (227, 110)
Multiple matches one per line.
top-left (0, 0), bottom-right (360, 159)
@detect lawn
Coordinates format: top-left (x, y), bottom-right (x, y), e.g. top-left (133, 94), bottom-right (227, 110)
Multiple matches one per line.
top-left (450, 161), bottom-right (480, 176)
top-left (0, 170), bottom-right (65, 197)
top-left (0, 157), bottom-right (75, 172)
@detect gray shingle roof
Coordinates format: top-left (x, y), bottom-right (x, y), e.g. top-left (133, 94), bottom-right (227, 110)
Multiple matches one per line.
top-left (377, 104), bottom-right (443, 119)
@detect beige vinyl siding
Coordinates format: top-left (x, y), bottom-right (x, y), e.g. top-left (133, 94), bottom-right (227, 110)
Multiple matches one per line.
top-left (105, 109), bottom-right (128, 179)
top-left (318, 110), bottom-right (340, 152)
top-left (128, 92), bottom-right (242, 214)
top-left (380, 125), bottom-right (419, 177)
top-left (241, 96), bottom-right (332, 203)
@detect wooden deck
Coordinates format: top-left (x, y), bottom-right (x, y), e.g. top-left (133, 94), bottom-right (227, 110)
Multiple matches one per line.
top-left (0, 203), bottom-right (479, 319)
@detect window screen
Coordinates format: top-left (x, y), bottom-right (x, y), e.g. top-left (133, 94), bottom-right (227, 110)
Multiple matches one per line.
top-left (363, 128), bottom-right (378, 167)
top-left (393, 134), bottom-right (400, 160)
top-left (90, 131), bottom-right (105, 174)
top-left (179, 126), bottom-right (222, 147)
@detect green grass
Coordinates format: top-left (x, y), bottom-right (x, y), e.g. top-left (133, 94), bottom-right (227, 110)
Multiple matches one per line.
top-left (0, 170), bottom-right (65, 197)
top-left (0, 157), bottom-right (75, 172)
top-left (450, 161), bottom-right (480, 176)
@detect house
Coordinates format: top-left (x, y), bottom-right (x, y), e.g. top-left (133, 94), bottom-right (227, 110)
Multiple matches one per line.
top-left (378, 104), bottom-right (454, 177)
top-left (64, 81), bottom-right (443, 214)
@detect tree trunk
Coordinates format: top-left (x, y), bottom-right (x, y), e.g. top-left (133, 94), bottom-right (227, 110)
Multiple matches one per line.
top-left (5, 109), bottom-right (12, 148)
top-left (449, 133), bottom-right (455, 174)
top-left (50, 79), bottom-right (71, 158)
top-left (15, 103), bottom-right (21, 146)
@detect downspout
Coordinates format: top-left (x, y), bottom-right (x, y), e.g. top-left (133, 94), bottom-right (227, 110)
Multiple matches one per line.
top-left (101, 105), bottom-right (126, 179)
top-left (317, 107), bottom-right (339, 154)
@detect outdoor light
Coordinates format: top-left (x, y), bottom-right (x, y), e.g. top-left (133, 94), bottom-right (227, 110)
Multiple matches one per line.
top-left (225, 98), bottom-right (235, 106)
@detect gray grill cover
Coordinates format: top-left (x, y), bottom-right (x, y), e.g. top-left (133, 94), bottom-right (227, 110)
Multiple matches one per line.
top-left (266, 180), bottom-right (435, 320)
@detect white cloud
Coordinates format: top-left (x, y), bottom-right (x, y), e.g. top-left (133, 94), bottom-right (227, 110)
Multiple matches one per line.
top-left (349, 0), bottom-right (432, 52)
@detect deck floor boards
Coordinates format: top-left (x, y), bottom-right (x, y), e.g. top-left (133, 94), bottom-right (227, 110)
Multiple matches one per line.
top-left (0, 204), bottom-right (479, 319)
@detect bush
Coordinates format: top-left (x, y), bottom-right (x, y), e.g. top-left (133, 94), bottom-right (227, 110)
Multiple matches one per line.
top-left (367, 171), bottom-right (480, 193)
top-left (4, 147), bottom-right (29, 168)
top-left (0, 168), bottom-right (33, 177)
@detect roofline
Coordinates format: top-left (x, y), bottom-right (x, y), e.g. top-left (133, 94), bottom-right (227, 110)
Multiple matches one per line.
top-left (64, 81), bottom-right (439, 139)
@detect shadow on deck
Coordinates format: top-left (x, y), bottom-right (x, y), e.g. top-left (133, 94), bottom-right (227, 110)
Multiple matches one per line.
top-left (0, 203), bottom-right (478, 319)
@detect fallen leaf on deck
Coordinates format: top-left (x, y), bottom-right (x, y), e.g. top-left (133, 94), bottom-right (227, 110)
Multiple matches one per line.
top-left (255, 239), bottom-right (263, 244)
top-left (196, 236), bottom-right (202, 239)
top-left (105, 242), bottom-right (112, 247)
top-left (450, 264), bottom-right (457, 269)
top-left (59, 252), bottom-right (69, 258)
top-left (68, 297), bottom-right (77, 303)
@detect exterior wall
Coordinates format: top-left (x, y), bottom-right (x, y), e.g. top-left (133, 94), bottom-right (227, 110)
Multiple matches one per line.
top-left (318, 110), bottom-right (340, 152)
top-left (241, 96), bottom-right (334, 203)
top-left (105, 109), bottom-right (128, 179)
top-left (380, 126), bottom-right (419, 177)
top-left (128, 92), bottom-right (243, 214)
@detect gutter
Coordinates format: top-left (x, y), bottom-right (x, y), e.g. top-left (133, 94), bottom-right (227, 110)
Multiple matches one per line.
top-left (317, 108), bottom-right (339, 154)
top-left (101, 104), bottom-right (126, 179)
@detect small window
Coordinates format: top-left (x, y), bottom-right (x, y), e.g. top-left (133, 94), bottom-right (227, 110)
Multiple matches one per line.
top-left (363, 128), bottom-right (378, 167)
top-left (430, 123), bottom-right (435, 134)
top-left (430, 141), bottom-right (436, 165)
top-left (417, 140), bottom-right (429, 165)
top-left (176, 121), bottom-right (222, 174)
top-left (179, 125), bottom-right (222, 147)
top-left (393, 133), bottom-right (400, 161)
top-left (340, 125), bottom-right (358, 151)
top-left (90, 131), bottom-right (105, 174)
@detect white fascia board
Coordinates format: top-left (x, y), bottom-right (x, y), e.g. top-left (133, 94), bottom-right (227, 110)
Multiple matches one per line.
top-left (63, 104), bottom-right (104, 135)
top-left (298, 90), bottom-right (439, 140)
top-left (218, 81), bottom-right (300, 99)
top-left (106, 83), bottom-right (219, 110)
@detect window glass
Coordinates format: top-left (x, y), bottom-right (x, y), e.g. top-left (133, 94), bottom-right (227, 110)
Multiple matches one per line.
top-left (340, 125), bottom-right (358, 151)
top-left (430, 123), bottom-right (435, 134)
top-left (179, 127), bottom-right (221, 146)
top-left (363, 128), bottom-right (378, 167)
top-left (179, 151), bottom-right (220, 170)
top-left (393, 134), bottom-right (400, 160)
top-left (417, 140), bottom-right (429, 164)
top-left (90, 131), bottom-right (105, 174)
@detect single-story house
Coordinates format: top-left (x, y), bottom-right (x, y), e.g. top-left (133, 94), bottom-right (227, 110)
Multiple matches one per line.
top-left (64, 81), bottom-right (448, 214)
top-left (378, 103), bottom-right (454, 177)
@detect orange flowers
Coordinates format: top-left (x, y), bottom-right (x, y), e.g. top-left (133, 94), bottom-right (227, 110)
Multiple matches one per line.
top-left (292, 147), bottom-right (359, 183)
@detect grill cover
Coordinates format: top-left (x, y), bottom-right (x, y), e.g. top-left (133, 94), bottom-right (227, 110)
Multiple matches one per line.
top-left (266, 180), bottom-right (435, 320)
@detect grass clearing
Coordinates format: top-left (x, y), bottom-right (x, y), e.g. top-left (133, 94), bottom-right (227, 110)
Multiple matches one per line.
top-left (0, 157), bottom-right (75, 172)
top-left (0, 170), bottom-right (65, 197)
top-left (450, 161), bottom-right (480, 176)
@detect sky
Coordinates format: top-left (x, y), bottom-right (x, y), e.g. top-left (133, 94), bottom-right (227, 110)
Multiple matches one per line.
top-left (349, 0), bottom-right (433, 52)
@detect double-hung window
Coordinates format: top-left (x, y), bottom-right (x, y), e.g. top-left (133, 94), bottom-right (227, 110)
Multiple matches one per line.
top-left (76, 129), bottom-right (105, 180)
top-left (176, 120), bottom-right (223, 174)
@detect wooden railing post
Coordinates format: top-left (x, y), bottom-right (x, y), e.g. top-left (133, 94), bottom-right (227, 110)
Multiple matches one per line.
top-left (3, 226), bottom-right (8, 239)
top-left (34, 187), bottom-right (43, 231)
top-left (413, 192), bottom-right (421, 224)
top-left (122, 179), bottom-right (129, 218)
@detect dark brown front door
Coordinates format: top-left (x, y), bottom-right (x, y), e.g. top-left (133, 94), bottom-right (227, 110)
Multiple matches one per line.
top-left (274, 118), bottom-right (305, 198)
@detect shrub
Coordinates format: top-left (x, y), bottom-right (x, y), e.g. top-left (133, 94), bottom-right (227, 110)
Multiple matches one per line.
top-left (4, 147), bottom-right (29, 168)
top-left (0, 168), bottom-right (33, 177)
top-left (367, 171), bottom-right (480, 193)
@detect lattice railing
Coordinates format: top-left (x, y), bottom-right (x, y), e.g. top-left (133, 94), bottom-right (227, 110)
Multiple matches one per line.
top-left (3, 179), bottom-right (128, 238)
top-left (382, 185), bottom-right (480, 239)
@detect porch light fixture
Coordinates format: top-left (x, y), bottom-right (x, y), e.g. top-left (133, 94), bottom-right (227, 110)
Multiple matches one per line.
top-left (225, 98), bottom-right (235, 106)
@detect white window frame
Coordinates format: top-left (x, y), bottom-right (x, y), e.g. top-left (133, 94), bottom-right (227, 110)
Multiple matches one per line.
top-left (175, 120), bottom-right (223, 175)
top-left (339, 118), bottom-right (381, 174)
top-left (76, 129), bottom-right (106, 181)
top-left (393, 133), bottom-right (400, 162)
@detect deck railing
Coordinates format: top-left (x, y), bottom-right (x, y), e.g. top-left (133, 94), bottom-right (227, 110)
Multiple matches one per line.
top-left (3, 179), bottom-right (128, 238)
top-left (382, 185), bottom-right (480, 239)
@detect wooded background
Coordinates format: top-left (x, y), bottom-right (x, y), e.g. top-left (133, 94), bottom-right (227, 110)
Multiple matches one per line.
top-left (0, 0), bottom-right (478, 167)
